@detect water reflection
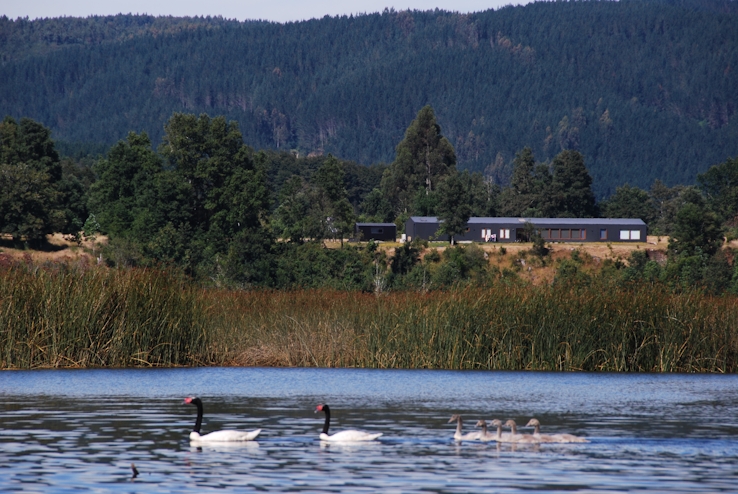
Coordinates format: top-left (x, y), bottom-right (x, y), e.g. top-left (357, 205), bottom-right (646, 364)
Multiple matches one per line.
top-left (1, 368), bottom-right (737, 492)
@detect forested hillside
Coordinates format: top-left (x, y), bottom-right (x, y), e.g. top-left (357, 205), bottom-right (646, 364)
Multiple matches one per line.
top-left (1, 0), bottom-right (737, 196)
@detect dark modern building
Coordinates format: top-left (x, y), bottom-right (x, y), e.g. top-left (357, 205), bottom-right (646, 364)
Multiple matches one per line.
top-left (355, 222), bottom-right (397, 241)
top-left (405, 217), bottom-right (647, 243)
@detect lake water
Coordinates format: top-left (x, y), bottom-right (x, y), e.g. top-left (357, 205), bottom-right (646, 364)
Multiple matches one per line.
top-left (1, 367), bottom-right (737, 492)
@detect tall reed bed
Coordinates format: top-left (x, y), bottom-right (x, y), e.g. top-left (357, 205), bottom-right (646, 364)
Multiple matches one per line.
top-left (2, 263), bottom-right (737, 372)
top-left (0, 263), bottom-right (209, 368)
top-left (209, 287), bottom-right (738, 372)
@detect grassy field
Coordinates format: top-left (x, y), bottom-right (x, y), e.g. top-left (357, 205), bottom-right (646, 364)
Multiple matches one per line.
top-left (2, 262), bottom-right (736, 372)
top-left (1, 233), bottom-right (674, 287)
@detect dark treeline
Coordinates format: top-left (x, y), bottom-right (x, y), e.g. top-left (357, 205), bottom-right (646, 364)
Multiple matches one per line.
top-left (2, 0), bottom-right (738, 196)
top-left (1, 109), bottom-right (738, 295)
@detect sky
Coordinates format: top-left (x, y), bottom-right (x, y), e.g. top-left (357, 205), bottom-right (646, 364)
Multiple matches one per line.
top-left (3, 1), bottom-right (532, 23)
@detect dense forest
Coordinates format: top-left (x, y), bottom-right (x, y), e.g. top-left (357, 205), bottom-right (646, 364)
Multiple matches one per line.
top-left (1, 0), bottom-right (737, 196)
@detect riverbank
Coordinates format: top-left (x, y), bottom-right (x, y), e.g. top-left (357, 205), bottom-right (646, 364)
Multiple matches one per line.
top-left (1, 263), bottom-right (735, 372)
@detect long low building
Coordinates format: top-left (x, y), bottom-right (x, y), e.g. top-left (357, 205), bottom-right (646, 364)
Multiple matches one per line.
top-left (405, 216), bottom-right (647, 243)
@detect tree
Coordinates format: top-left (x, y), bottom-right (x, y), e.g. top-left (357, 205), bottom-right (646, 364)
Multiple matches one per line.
top-left (437, 172), bottom-right (472, 244)
top-left (548, 150), bottom-right (597, 218)
top-left (668, 190), bottom-right (723, 257)
top-left (87, 132), bottom-right (163, 239)
top-left (649, 180), bottom-right (690, 236)
top-left (0, 162), bottom-right (63, 242)
top-left (463, 170), bottom-right (499, 217)
top-left (499, 147), bottom-right (538, 216)
top-left (273, 176), bottom-right (314, 242)
top-left (313, 155), bottom-right (355, 244)
top-left (160, 113), bottom-right (270, 251)
top-left (600, 184), bottom-right (656, 223)
top-left (0, 117), bottom-right (66, 242)
top-left (697, 156), bottom-right (738, 224)
top-left (359, 188), bottom-right (394, 223)
top-left (381, 106), bottom-right (456, 216)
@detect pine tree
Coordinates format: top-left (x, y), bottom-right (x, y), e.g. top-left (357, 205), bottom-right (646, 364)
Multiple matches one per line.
top-left (381, 106), bottom-right (456, 216)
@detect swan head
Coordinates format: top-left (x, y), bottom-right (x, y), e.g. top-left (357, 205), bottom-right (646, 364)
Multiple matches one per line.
top-left (475, 420), bottom-right (487, 428)
top-left (315, 403), bottom-right (329, 413)
top-left (490, 419), bottom-right (502, 427)
top-left (504, 419), bottom-right (517, 428)
top-left (448, 414), bottom-right (461, 423)
top-left (525, 418), bottom-right (540, 427)
top-left (184, 396), bottom-right (201, 406)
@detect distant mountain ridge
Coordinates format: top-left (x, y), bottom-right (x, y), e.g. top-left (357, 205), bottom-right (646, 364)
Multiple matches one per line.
top-left (1, 0), bottom-right (737, 196)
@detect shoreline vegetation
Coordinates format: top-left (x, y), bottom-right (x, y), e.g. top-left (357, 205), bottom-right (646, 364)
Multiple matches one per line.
top-left (2, 261), bottom-right (736, 373)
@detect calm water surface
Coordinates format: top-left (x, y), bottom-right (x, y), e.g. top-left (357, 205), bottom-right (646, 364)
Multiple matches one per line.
top-left (1, 368), bottom-right (737, 492)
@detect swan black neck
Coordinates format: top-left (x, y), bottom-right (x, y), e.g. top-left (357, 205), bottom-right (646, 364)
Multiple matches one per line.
top-left (319, 404), bottom-right (331, 434)
top-left (189, 397), bottom-right (203, 433)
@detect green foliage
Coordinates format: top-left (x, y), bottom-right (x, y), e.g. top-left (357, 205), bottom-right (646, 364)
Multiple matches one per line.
top-left (697, 156), bottom-right (738, 223)
top-left (86, 113), bottom-right (272, 278)
top-left (436, 172), bottom-right (472, 243)
top-left (87, 131), bottom-right (163, 239)
top-left (668, 190), bottom-right (724, 257)
top-left (549, 150), bottom-right (598, 218)
top-left (554, 250), bottom-right (592, 287)
top-left (0, 116), bottom-right (70, 242)
top-left (432, 244), bottom-right (490, 287)
top-left (524, 222), bottom-right (549, 258)
top-left (390, 242), bottom-right (421, 276)
top-left (381, 106), bottom-right (456, 216)
top-left (600, 184), bottom-right (656, 222)
top-left (271, 242), bottom-right (375, 291)
top-left (359, 188), bottom-right (394, 223)
top-left (499, 147), bottom-right (539, 216)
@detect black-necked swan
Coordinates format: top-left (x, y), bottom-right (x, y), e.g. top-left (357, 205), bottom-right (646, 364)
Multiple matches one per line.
top-left (448, 415), bottom-right (481, 441)
top-left (184, 396), bottom-right (261, 442)
top-left (525, 418), bottom-right (588, 443)
top-left (315, 404), bottom-right (382, 442)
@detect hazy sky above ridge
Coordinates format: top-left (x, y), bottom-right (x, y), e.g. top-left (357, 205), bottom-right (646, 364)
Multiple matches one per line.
top-left (4, 0), bottom-right (532, 23)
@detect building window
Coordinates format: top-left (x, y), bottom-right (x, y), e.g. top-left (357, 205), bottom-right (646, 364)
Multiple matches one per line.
top-left (620, 230), bottom-right (641, 240)
top-left (572, 229), bottom-right (581, 239)
top-left (561, 229), bottom-right (571, 239)
top-left (581, 229), bottom-right (587, 240)
top-left (500, 229), bottom-right (510, 240)
top-left (370, 228), bottom-right (384, 234)
top-left (541, 229), bottom-right (550, 239)
top-left (551, 229), bottom-right (560, 239)
top-left (600, 229), bottom-right (607, 240)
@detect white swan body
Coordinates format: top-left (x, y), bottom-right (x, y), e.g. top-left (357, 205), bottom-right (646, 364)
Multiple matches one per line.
top-left (526, 418), bottom-right (588, 443)
top-left (315, 404), bottom-right (382, 442)
top-left (449, 415), bottom-right (481, 441)
top-left (189, 429), bottom-right (261, 442)
top-left (184, 397), bottom-right (261, 442)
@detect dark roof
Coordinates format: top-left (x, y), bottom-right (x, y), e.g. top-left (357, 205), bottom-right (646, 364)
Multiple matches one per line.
top-left (408, 216), bottom-right (440, 223)
top-left (409, 216), bottom-right (646, 226)
top-left (355, 222), bottom-right (397, 227)
top-left (469, 217), bottom-right (647, 226)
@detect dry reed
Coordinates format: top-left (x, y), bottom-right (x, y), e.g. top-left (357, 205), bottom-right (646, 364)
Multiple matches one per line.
top-left (2, 263), bottom-right (736, 372)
